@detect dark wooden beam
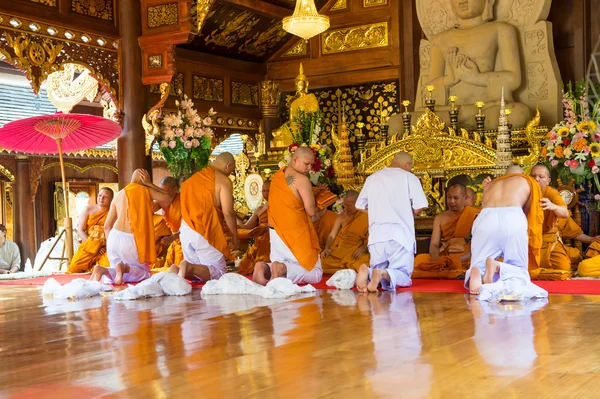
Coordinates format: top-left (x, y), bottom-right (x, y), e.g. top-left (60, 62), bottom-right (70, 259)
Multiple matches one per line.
top-left (220, 0), bottom-right (290, 20)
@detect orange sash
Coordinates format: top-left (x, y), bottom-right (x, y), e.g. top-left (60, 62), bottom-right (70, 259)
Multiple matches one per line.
top-left (558, 216), bottom-right (583, 240)
top-left (439, 206), bottom-right (479, 253)
top-left (181, 166), bottom-right (230, 259)
top-left (268, 168), bottom-right (320, 270)
top-left (542, 186), bottom-right (567, 234)
top-left (153, 215), bottom-right (172, 238)
top-left (492, 174), bottom-right (543, 276)
top-left (124, 183), bottom-right (156, 264)
top-left (165, 193), bottom-right (182, 233)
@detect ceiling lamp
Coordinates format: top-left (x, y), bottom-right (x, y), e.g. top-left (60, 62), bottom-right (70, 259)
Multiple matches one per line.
top-left (282, 0), bottom-right (330, 41)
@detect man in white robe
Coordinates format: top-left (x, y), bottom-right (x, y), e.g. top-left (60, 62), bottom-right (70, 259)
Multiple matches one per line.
top-left (355, 152), bottom-right (428, 292)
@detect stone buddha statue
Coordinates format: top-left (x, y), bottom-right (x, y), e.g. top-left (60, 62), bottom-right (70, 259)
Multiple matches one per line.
top-left (271, 63), bottom-right (320, 148)
top-left (414, 0), bottom-right (532, 129)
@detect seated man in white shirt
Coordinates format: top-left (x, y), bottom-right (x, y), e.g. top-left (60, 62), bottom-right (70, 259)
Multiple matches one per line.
top-left (0, 224), bottom-right (20, 274)
top-left (355, 152), bottom-right (429, 292)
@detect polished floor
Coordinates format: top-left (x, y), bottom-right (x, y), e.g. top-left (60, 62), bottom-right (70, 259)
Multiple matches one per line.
top-left (1, 288), bottom-right (600, 399)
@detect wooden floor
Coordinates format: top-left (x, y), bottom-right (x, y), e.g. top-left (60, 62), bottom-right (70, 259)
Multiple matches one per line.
top-left (2, 288), bottom-right (600, 399)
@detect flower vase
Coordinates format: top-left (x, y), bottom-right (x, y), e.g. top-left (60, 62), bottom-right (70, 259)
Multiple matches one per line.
top-left (570, 163), bottom-right (586, 175)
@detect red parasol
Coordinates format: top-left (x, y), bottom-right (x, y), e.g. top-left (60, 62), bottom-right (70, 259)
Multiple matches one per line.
top-left (0, 113), bottom-right (122, 261)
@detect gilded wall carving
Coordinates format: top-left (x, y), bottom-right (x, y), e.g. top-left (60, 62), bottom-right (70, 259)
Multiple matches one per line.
top-left (191, 0), bottom-right (216, 33)
top-left (150, 73), bottom-right (183, 96)
top-left (282, 40), bottom-right (307, 57)
top-left (193, 75), bottom-right (224, 102)
top-left (331, 0), bottom-right (347, 11)
top-left (29, 0), bottom-right (57, 7)
top-left (147, 3), bottom-right (179, 28)
top-left (71, 0), bottom-right (114, 21)
top-left (232, 81), bottom-right (259, 106)
top-left (0, 15), bottom-right (120, 104)
top-left (322, 22), bottom-right (388, 54)
top-left (364, 0), bottom-right (387, 6)
top-left (148, 54), bottom-right (163, 68)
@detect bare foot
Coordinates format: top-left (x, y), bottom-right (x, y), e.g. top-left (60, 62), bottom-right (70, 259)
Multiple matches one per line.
top-left (271, 262), bottom-right (287, 280)
top-left (469, 267), bottom-right (482, 295)
top-left (356, 264), bottom-right (369, 293)
top-left (114, 263), bottom-right (125, 285)
top-left (483, 258), bottom-right (500, 284)
top-left (367, 268), bottom-right (382, 293)
top-left (253, 262), bottom-right (270, 286)
top-left (178, 260), bottom-right (188, 279)
top-left (169, 264), bottom-right (179, 274)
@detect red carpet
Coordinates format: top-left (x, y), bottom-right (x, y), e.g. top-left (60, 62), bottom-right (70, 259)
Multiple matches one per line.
top-left (2, 273), bottom-right (600, 295)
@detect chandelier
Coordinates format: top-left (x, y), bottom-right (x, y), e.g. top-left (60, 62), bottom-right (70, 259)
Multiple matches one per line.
top-left (282, 0), bottom-right (330, 41)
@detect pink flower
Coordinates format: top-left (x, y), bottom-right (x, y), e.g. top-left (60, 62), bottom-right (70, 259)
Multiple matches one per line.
top-left (551, 160), bottom-right (559, 167)
top-left (185, 126), bottom-right (194, 138)
top-left (163, 129), bottom-right (174, 140)
top-left (204, 127), bottom-right (214, 137)
top-left (595, 194), bottom-right (600, 201)
top-left (592, 133), bottom-right (600, 142)
top-left (192, 139), bottom-right (200, 147)
top-left (168, 140), bottom-right (177, 149)
top-left (564, 161), bottom-right (570, 167)
top-left (184, 141), bottom-right (192, 149)
top-left (593, 166), bottom-right (599, 174)
top-left (585, 146), bottom-right (591, 154)
top-left (160, 141), bottom-right (168, 148)
top-left (569, 160), bottom-right (580, 168)
top-left (175, 128), bottom-right (184, 137)
top-left (203, 117), bottom-right (212, 126)
top-left (550, 132), bottom-right (558, 141)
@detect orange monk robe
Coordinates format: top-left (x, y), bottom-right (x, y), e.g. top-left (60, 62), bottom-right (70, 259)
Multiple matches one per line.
top-left (412, 206), bottom-right (479, 279)
top-left (269, 168), bottom-right (320, 270)
top-left (67, 210), bottom-right (110, 273)
top-left (313, 210), bottom-right (337, 249)
top-left (124, 183), bottom-right (156, 265)
top-left (537, 186), bottom-right (571, 280)
top-left (557, 216), bottom-right (584, 267)
top-left (237, 211), bottom-right (270, 275)
top-left (578, 241), bottom-right (600, 277)
top-left (163, 194), bottom-right (184, 269)
top-left (321, 211), bottom-right (369, 274)
top-left (151, 215), bottom-right (173, 270)
top-left (181, 166), bottom-right (231, 259)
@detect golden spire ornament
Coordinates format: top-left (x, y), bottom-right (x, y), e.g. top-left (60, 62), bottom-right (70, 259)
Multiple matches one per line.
top-left (283, 0), bottom-right (330, 41)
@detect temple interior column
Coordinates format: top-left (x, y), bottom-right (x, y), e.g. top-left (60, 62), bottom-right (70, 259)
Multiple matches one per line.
top-left (260, 80), bottom-right (281, 149)
top-left (14, 156), bottom-right (36, 268)
top-left (117, 0), bottom-right (150, 187)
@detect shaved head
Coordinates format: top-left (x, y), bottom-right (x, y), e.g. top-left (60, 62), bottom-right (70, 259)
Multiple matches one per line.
top-left (290, 146), bottom-right (315, 174)
top-left (391, 152), bottom-right (413, 172)
top-left (465, 187), bottom-right (476, 207)
top-left (160, 176), bottom-right (179, 196)
top-left (214, 152), bottom-right (235, 176)
top-left (293, 146), bottom-right (315, 160)
top-left (447, 183), bottom-right (466, 211)
top-left (506, 165), bottom-right (525, 175)
top-left (530, 163), bottom-right (551, 190)
top-left (99, 187), bottom-right (114, 199)
top-left (344, 190), bottom-right (359, 200)
top-left (343, 189), bottom-right (359, 214)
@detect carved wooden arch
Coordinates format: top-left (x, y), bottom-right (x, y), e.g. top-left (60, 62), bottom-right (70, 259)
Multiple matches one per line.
top-left (42, 162), bottom-right (118, 174)
top-left (0, 165), bottom-right (15, 182)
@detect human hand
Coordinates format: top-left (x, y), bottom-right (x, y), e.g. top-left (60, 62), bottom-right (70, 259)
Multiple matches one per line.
top-left (592, 236), bottom-right (600, 243)
top-left (540, 198), bottom-right (557, 211)
top-left (136, 169), bottom-right (151, 185)
top-left (232, 237), bottom-right (241, 252)
top-left (98, 247), bottom-right (106, 256)
top-left (322, 248), bottom-right (332, 259)
top-left (352, 246), bottom-right (367, 260)
top-left (482, 176), bottom-right (492, 188)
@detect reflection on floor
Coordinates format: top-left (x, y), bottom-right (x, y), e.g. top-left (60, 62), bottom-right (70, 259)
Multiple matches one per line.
top-left (1, 287), bottom-right (600, 398)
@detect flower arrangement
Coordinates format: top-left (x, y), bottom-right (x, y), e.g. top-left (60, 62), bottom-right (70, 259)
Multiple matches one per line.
top-left (542, 81), bottom-right (600, 184)
top-left (281, 109), bottom-right (324, 145)
top-left (280, 142), bottom-right (335, 186)
top-left (158, 95), bottom-right (215, 179)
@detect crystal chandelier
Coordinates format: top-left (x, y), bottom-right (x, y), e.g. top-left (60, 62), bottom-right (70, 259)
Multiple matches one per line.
top-left (282, 0), bottom-right (330, 41)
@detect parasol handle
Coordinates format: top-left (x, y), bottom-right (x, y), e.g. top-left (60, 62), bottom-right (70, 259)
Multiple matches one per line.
top-left (56, 137), bottom-right (74, 261)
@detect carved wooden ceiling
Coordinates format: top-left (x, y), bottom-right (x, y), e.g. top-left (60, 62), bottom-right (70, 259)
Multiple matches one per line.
top-left (178, 0), bottom-right (329, 63)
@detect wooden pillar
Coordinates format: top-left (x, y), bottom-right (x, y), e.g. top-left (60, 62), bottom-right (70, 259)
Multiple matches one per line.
top-left (118, 0), bottom-right (150, 188)
top-left (260, 80), bottom-right (281, 150)
top-left (14, 157), bottom-right (36, 268)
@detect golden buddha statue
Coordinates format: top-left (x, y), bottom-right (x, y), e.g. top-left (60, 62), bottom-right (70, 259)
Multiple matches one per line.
top-left (413, 0), bottom-right (532, 129)
top-left (271, 63), bottom-right (320, 148)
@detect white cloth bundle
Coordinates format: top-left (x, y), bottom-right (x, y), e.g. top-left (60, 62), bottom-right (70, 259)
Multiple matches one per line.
top-left (42, 277), bottom-right (112, 299)
top-left (326, 269), bottom-right (357, 290)
top-left (114, 272), bottom-right (192, 300)
top-left (201, 273), bottom-right (316, 299)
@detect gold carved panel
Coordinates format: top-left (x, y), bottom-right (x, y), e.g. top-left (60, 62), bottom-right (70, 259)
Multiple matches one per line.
top-left (193, 75), bottom-right (224, 102)
top-left (147, 3), bottom-right (178, 28)
top-left (148, 54), bottom-right (163, 68)
top-left (364, 0), bottom-right (387, 7)
top-left (322, 22), bottom-right (388, 54)
top-left (282, 40), bottom-right (307, 57)
top-left (71, 0), bottom-right (113, 21)
top-left (150, 73), bottom-right (183, 96)
top-left (331, 0), bottom-right (347, 11)
top-left (29, 0), bottom-right (57, 6)
top-left (231, 81), bottom-right (259, 106)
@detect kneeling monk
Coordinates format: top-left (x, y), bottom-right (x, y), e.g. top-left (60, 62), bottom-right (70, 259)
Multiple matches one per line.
top-left (67, 187), bottom-right (114, 273)
top-left (413, 184), bottom-right (479, 279)
top-left (236, 180), bottom-right (270, 275)
top-left (464, 173), bottom-right (543, 295)
top-left (90, 169), bottom-right (171, 284)
top-left (321, 190), bottom-right (369, 274)
top-left (151, 177), bottom-right (183, 272)
top-left (172, 152), bottom-right (240, 281)
top-left (253, 147), bottom-right (323, 285)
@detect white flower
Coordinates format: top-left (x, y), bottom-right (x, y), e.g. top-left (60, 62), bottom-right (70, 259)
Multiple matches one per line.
top-left (324, 159), bottom-right (331, 167)
top-left (181, 99), bottom-right (194, 110)
top-left (175, 100), bottom-right (180, 107)
top-left (564, 147), bottom-right (572, 158)
top-left (168, 140), bottom-right (177, 149)
top-left (184, 126), bottom-right (195, 138)
top-left (208, 107), bottom-right (216, 116)
top-left (203, 117), bottom-right (212, 126)
top-left (163, 128), bottom-right (175, 140)
top-left (184, 140), bottom-right (193, 149)
top-left (574, 152), bottom-right (588, 161)
top-left (204, 127), bottom-right (214, 137)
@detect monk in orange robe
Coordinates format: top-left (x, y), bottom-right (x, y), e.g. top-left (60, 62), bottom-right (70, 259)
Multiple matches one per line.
top-left (151, 177), bottom-right (183, 272)
top-left (465, 187), bottom-right (477, 207)
top-left (236, 181), bottom-right (270, 275)
top-left (313, 209), bottom-right (338, 249)
top-left (171, 152), bottom-right (240, 281)
top-left (530, 164), bottom-right (571, 280)
top-left (90, 169), bottom-right (172, 284)
top-left (413, 184), bottom-right (479, 279)
top-left (67, 187), bottom-right (114, 273)
top-left (254, 147), bottom-right (323, 285)
top-left (321, 190), bottom-right (369, 274)
top-left (557, 216), bottom-right (600, 268)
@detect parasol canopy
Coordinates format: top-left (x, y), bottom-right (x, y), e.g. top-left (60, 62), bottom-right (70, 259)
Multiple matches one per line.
top-left (0, 112), bottom-right (121, 154)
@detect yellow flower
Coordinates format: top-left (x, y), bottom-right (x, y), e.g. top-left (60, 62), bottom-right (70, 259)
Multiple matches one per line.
top-left (309, 144), bottom-right (320, 151)
top-left (578, 121), bottom-right (597, 134)
top-left (557, 127), bottom-right (570, 137)
top-left (590, 143), bottom-right (600, 158)
top-left (573, 138), bottom-right (588, 152)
